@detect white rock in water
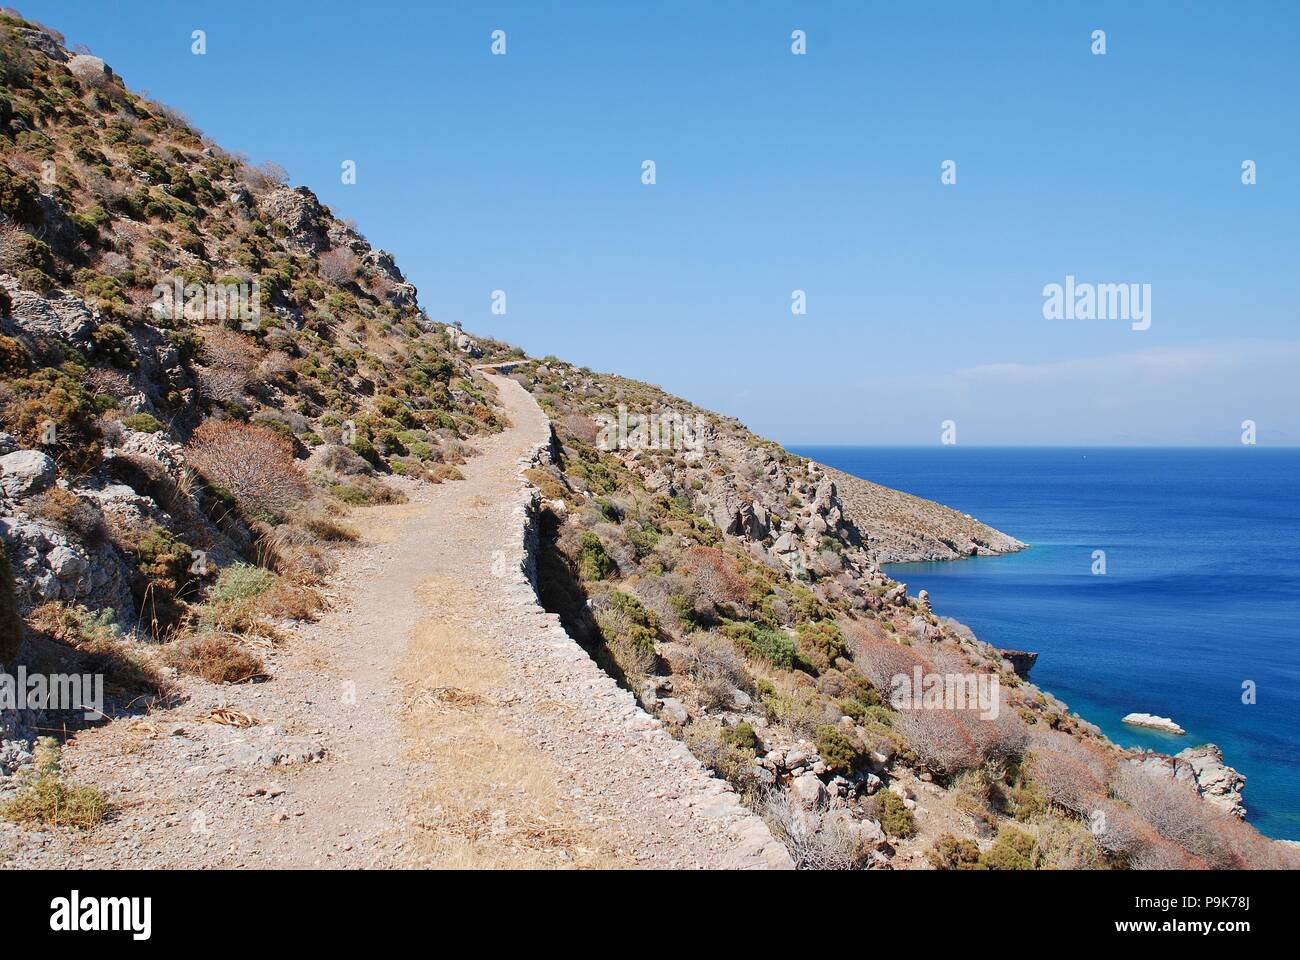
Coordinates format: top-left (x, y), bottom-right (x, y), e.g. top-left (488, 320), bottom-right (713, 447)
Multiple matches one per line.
top-left (1122, 712), bottom-right (1186, 735)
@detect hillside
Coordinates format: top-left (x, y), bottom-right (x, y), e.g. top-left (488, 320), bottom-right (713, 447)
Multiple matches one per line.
top-left (502, 360), bottom-right (1295, 868)
top-left (0, 10), bottom-right (1294, 870)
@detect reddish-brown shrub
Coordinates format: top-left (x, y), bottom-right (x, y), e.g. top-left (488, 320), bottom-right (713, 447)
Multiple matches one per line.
top-left (961, 709), bottom-right (1029, 765)
top-left (198, 325), bottom-right (263, 370)
top-left (562, 412), bottom-right (600, 445)
top-left (1028, 747), bottom-right (1106, 816)
top-left (318, 248), bottom-right (359, 285)
top-left (186, 419), bottom-right (308, 520)
top-left (893, 708), bottom-right (982, 778)
top-left (850, 631), bottom-right (930, 694)
top-left (1110, 764), bottom-right (1243, 868)
top-left (680, 546), bottom-right (749, 609)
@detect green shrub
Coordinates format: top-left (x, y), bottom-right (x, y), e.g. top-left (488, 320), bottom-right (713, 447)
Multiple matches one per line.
top-left (724, 620), bottom-right (795, 669)
top-left (134, 526), bottom-right (193, 587)
top-left (577, 532), bottom-right (614, 581)
top-left (594, 589), bottom-right (657, 675)
top-left (927, 834), bottom-right (983, 870)
top-left (0, 230), bottom-right (55, 275)
top-left (207, 563), bottom-right (276, 606)
top-left (669, 593), bottom-right (697, 627)
top-left (979, 827), bottom-right (1038, 870)
top-left (796, 620), bottom-right (848, 672)
top-left (328, 483), bottom-right (370, 505)
top-left (3, 366), bottom-right (103, 470)
top-left (87, 320), bottom-right (137, 364)
top-left (873, 790), bottom-right (918, 839)
top-left (815, 724), bottom-right (863, 775)
top-left (0, 163), bottom-right (42, 224)
top-left (0, 333), bottom-right (28, 374)
top-left (120, 412), bottom-right (165, 434)
top-left (348, 435), bottom-right (381, 468)
top-left (721, 720), bottom-right (759, 754)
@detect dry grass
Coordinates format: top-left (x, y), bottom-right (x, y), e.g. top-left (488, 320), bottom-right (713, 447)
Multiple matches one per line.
top-left (195, 563), bottom-right (325, 639)
top-left (163, 633), bottom-right (265, 684)
top-left (297, 512), bottom-right (359, 542)
top-left (27, 603), bottom-right (168, 698)
top-left (0, 738), bottom-right (110, 830)
top-left (401, 576), bottom-right (624, 869)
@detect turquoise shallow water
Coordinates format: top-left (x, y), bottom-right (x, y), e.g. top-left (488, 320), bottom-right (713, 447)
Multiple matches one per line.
top-left (790, 446), bottom-right (1300, 840)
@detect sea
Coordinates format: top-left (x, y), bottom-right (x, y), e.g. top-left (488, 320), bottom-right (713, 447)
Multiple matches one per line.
top-left (789, 446), bottom-right (1300, 841)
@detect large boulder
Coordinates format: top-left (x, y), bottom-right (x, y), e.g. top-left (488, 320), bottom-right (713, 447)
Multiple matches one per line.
top-left (257, 186), bottom-right (328, 254)
top-left (1, 277), bottom-right (100, 350)
top-left (1177, 744), bottom-right (1247, 819)
top-left (791, 772), bottom-right (827, 810)
top-left (0, 516), bottom-right (134, 619)
top-left (15, 26), bottom-right (67, 62)
top-left (447, 329), bottom-right (481, 358)
top-left (67, 54), bottom-right (113, 85)
top-left (0, 450), bottom-right (55, 500)
top-left (1126, 744), bottom-right (1247, 820)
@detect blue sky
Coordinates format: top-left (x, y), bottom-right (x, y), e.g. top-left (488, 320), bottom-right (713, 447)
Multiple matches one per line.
top-left (23, 1), bottom-right (1300, 444)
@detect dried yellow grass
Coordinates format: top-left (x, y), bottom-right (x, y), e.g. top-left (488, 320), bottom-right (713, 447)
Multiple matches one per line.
top-left (400, 576), bottom-right (624, 869)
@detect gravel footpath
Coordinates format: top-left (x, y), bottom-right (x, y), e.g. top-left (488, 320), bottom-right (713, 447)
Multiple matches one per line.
top-left (2, 374), bottom-right (788, 870)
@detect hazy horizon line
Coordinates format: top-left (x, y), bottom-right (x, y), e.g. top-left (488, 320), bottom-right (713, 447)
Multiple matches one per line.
top-left (782, 443), bottom-right (1300, 450)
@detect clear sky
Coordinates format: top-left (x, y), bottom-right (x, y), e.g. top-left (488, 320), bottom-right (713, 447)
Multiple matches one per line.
top-left (21, 1), bottom-right (1300, 445)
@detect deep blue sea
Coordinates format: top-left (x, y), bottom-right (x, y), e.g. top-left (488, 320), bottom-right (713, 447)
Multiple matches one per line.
top-left (790, 446), bottom-right (1300, 841)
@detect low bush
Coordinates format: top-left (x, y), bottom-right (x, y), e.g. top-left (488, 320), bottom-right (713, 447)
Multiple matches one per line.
top-left (186, 418), bottom-right (308, 521)
top-left (869, 789), bottom-right (917, 839)
top-left (577, 532), bottom-right (614, 581)
top-left (761, 788), bottom-right (870, 870)
top-left (796, 620), bottom-right (848, 672)
top-left (681, 546), bottom-right (749, 609)
top-left (120, 412), bottom-right (165, 433)
top-left (28, 487), bottom-right (108, 543)
top-left (721, 720), bottom-right (759, 754)
top-left (927, 834), bottom-right (982, 870)
top-left (0, 738), bottom-right (109, 829)
top-left (2, 366), bottom-right (103, 470)
top-left (164, 632), bottom-right (265, 684)
top-left (979, 827), bottom-right (1038, 870)
top-left (680, 631), bottom-right (751, 708)
top-left (815, 724), bottom-right (863, 775)
top-left (29, 603), bottom-right (164, 694)
top-left (724, 620), bottom-right (796, 669)
top-left (593, 589), bottom-right (657, 677)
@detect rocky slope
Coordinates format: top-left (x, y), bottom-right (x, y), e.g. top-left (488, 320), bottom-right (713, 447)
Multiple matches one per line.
top-left (823, 467), bottom-right (1024, 563)
top-left (0, 14), bottom-right (506, 778)
top-left (506, 359), bottom-right (1293, 869)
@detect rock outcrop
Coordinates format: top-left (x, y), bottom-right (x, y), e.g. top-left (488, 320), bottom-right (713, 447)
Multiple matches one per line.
top-left (1122, 713), bottom-right (1186, 735)
top-left (1128, 744), bottom-right (1247, 819)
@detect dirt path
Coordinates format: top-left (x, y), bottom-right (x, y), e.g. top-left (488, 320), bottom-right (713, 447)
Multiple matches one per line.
top-left (3, 374), bottom-right (788, 869)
